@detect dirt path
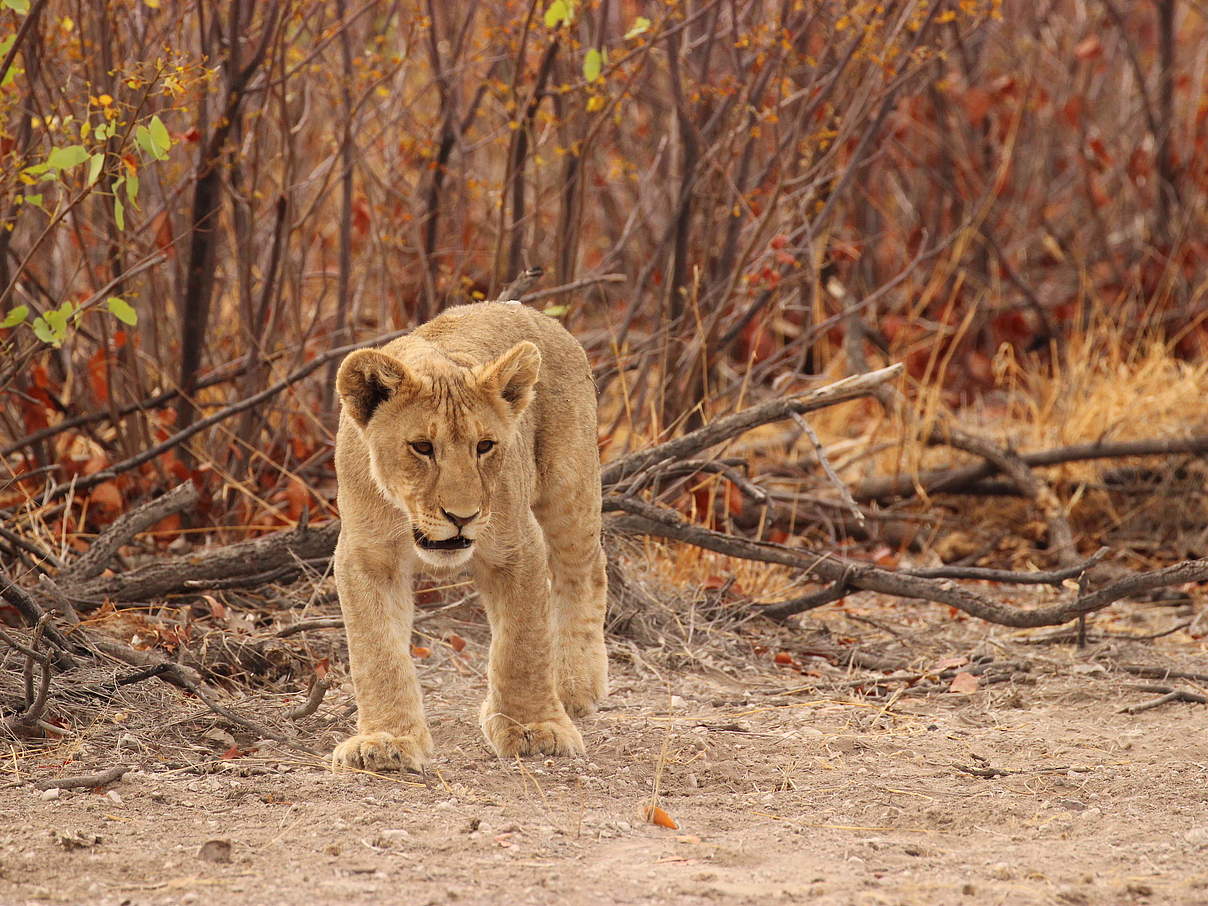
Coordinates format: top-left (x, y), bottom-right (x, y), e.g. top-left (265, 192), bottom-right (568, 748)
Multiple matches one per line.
top-left (4, 607), bottom-right (1208, 906)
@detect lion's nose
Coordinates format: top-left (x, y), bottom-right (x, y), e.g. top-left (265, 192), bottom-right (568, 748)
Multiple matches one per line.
top-left (440, 508), bottom-right (479, 529)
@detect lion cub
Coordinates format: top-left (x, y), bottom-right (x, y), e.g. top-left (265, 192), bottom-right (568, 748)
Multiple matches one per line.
top-left (330, 302), bottom-right (607, 772)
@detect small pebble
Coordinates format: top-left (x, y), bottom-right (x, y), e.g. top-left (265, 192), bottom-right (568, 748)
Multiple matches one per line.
top-left (40, 788), bottom-right (61, 801)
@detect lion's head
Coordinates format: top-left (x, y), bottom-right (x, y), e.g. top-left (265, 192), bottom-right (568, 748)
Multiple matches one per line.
top-left (336, 340), bottom-right (541, 569)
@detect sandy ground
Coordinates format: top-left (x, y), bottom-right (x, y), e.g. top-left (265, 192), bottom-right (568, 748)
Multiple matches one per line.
top-left (3, 596), bottom-right (1208, 906)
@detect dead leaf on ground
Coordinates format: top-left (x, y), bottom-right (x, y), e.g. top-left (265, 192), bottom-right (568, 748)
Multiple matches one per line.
top-left (949, 672), bottom-right (980, 694)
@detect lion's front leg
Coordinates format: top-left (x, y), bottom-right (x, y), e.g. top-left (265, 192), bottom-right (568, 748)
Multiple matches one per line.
top-left (331, 540), bottom-right (433, 773)
top-left (473, 520), bottom-right (585, 759)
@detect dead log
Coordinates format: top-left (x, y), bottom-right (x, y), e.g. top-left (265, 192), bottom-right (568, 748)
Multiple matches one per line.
top-left (66, 520), bottom-right (340, 607)
top-left (604, 495), bottom-right (1208, 628)
top-left (59, 482), bottom-right (198, 583)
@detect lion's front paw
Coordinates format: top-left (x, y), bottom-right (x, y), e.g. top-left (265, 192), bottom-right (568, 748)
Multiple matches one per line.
top-left (331, 730), bottom-right (433, 774)
top-left (481, 708), bottom-right (585, 758)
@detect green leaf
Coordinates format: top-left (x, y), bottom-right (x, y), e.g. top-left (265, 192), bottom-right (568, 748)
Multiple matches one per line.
top-left (135, 124), bottom-right (165, 160)
top-left (2, 0), bottom-right (31, 13)
top-left (542, 303), bottom-right (569, 317)
top-left (126, 171), bottom-right (139, 205)
top-left (148, 115), bottom-right (170, 155)
top-left (543, 0), bottom-right (570, 28)
top-left (0, 34), bottom-right (18, 87)
top-left (1, 305), bottom-right (28, 328)
top-left (42, 303), bottom-right (73, 345)
top-left (625, 16), bottom-right (651, 39)
top-left (24, 193), bottom-right (41, 207)
top-left (87, 152), bottom-right (105, 187)
top-left (46, 145), bottom-right (89, 171)
top-left (583, 48), bottom-right (602, 82)
top-left (94, 122), bottom-right (110, 142)
top-left (31, 316), bottom-right (55, 345)
top-left (113, 196), bottom-right (125, 230)
top-left (106, 296), bottom-right (137, 326)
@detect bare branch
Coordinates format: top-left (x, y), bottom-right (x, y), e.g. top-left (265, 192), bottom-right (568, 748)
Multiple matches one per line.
top-left (602, 364), bottom-right (904, 486)
top-left (605, 496), bottom-right (1208, 628)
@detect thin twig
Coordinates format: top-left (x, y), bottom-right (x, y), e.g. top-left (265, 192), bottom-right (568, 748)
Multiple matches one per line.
top-left (286, 676), bottom-right (330, 721)
top-left (1121, 686), bottom-right (1208, 714)
top-left (517, 272), bottom-right (626, 303)
top-left (17, 329), bottom-right (412, 508)
top-left (496, 265), bottom-right (545, 300)
top-left (792, 412), bottom-right (864, 527)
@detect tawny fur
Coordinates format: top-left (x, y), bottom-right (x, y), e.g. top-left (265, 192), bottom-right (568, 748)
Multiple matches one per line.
top-left (330, 303), bottom-right (608, 773)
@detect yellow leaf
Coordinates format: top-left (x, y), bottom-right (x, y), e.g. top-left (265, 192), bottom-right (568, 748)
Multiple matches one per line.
top-left (586, 94), bottom-right (605, 112)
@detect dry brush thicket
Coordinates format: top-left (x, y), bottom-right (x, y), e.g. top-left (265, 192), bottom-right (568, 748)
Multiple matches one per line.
top-left (1, 1), bottom-right (1207, 759)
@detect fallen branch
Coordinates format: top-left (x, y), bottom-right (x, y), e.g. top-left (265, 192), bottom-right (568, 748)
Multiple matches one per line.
top-left (87, 632), bottom-right (317, 755)
top-left (1120, 685), bottom-right (1208, 714)
top-left (59, 482), bottom-right (198, 584)
top-left (0, 571), bottom-right (76, 661)
top-left (69, 520), bottom-right (340, 607)
top-left (854, 434), bottom-right (1208, 502)
top-left (602, 364), bottom-right (903, 486)
top-left (33, 765), bottom-right (128, 791)
top-left (629, 458), bottom-right (769, 506)
top-left (931, 425), bottom-right (1078, 565)
top-left (760, 571), bottom-right (853, 622)
top-left (275, 617), bottom-right (345, 638)
top-left (3, 617), bottom-right (52, 734)
top-left (903, 548), bottom-right (1109, 583)
top-left (1117, 664), bottom-right (1208, 683)
top-left (605, 496), bottom-right (1208, 628)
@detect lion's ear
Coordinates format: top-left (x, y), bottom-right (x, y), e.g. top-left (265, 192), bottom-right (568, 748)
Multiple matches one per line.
top-left (477, 341), bottom-right (541, 415)
top-left (337, 349), bottom-right (411, 426)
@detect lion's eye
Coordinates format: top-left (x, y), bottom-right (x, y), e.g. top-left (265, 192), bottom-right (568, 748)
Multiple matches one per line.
top-left (409, 441), bottom-right (434, 457)
top-left (476, 439), bottom-right (495, 456)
